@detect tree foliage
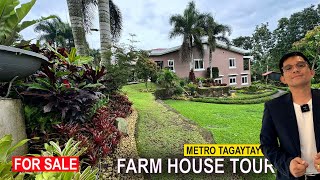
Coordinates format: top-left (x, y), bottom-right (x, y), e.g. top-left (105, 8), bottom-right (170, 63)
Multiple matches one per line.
top-left (34, 17), bottom-right (74, 49)
top-left (232, 4), bottom-right (320, 81)
top-left (203, 15), bottom-right (231, 78)
top-left (135, 52), bottom-right (157, 89)
top-left (232, 36), bottom-right (252, 50)
top-left (169, 1), bottom-right (207, 64)
top-left (251, 23), bottom-right (274, 80)
top-left (293, 26), bottom-right (320, 80)
top-left (272, 4), bottom-right (320, 63)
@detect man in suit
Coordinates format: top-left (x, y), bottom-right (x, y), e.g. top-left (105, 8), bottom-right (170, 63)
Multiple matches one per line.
top-left (260, 52), bottom-right (320, 180)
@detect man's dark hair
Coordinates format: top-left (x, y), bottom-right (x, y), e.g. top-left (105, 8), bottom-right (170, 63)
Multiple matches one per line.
top-left (279, 51), bottom-right (310, 74)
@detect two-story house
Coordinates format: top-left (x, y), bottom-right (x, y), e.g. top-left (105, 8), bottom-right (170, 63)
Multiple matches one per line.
top-left (149, 41), bottom-right (252, 88)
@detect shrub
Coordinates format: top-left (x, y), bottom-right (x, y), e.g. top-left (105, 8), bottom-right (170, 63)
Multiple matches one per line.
top-left (174, 85), bottom-right (184, 96)
top-left (136, 51), bottom-right (158, 89)
top-left (156, 69), bottom-right (183, 99)
top-left (179, 79), bottom-right (186, 87)
top-left (196, 77), bottom-right (205, 83)
top-left (104, 64), bottom-right (131, 93)
top-left (191, 96), bottom-right (272, 104)
top-left (18, 45), bottom-right (106, 124)
top-left (186, 82), bottom-right (197, 96)
top-left (154, 88), bottom-right (174, 99)
top-left (50, 93), bottom-right (131, 166)
top-left (157, 69), bottom-right (178, 89)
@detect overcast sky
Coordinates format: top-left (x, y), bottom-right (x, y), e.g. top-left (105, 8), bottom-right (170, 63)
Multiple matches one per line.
top-left (20, 0), bottom-right (320, 50)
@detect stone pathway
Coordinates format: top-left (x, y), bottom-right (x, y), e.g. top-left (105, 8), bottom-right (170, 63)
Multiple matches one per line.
top-left (271, 89), bottom-right (287, 99)
top-left (99, 108), bottom-right (144, 180)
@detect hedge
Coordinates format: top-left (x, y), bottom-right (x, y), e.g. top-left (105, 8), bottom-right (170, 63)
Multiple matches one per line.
top-left (190, 96), bottom-right (273, 104)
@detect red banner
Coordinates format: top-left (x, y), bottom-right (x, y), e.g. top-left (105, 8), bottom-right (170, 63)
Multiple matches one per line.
top-left (12, 156), bottom-right (79, 172)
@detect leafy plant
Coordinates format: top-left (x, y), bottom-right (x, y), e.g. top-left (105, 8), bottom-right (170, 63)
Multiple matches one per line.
top-left (53, 94), bottom-right (131, 166)
top-left (103, 46), bottom-right (135, 93)
top-left (0, 134), bottom-right (29, 179)
top-left (135, 51), bottom-right (158, 89)
top-left (24, 105), bottom-right (59, 133)
top-left (157, 69), bottom-right (178, 89)
top-left (19, 46), bottom-right (105, 124)
top-left (33, 138), bottom-right (98, 180)
top-left (186, 82), bottom-right (197, 96)
top-left (0, 0), bottom-right (56, 45)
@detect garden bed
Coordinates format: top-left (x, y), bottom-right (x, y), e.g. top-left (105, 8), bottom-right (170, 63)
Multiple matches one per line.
top-left (189, 88), bottom-right (278, 104)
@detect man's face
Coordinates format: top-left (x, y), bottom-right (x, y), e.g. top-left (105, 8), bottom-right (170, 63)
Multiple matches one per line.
top-left (280, 56), bottom-right (314, 88)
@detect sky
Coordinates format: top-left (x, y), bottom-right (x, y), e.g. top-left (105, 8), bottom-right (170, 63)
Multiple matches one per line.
top-left (20, 0), bottom-right (320, 50)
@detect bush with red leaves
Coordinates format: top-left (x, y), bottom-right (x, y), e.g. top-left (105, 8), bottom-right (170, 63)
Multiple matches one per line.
top-left (52, 93), bottom-right (132, 166)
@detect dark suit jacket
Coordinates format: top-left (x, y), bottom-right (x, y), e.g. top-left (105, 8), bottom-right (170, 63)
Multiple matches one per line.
top-left (260, 89), bottom-right (320, 180)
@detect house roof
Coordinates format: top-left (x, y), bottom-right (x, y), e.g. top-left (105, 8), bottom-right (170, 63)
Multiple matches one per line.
top-left (262, 71), bottom-right (281, 76)
top-left (149, 39), bottom-right (250, 56)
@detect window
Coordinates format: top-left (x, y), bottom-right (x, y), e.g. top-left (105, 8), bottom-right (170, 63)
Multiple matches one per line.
top-left (214, 78), bottom-right (222, 84)
top-left (242, 75), bottom-right (248, 85)
top-left (243, 58), bottom-right (249, 70)
top-left (155, 61), bottom-right (163, 70)
top-left (229, 58), bottom-right (236, 68)
top-left (194, 59), bottom-right (204, 70)
top-left (229, 76), bottom-right (237, 85)
top-left (168, 60), bottom-right (174, 71)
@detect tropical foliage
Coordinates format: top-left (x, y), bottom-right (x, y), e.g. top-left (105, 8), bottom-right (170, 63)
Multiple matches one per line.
top-left (169, 1), bottom-right (231, 78)
top-left (0, 44), bottom-right (133, 167)
top-left (0, 135), bottom-right (98, 180)
top-left (0, 135), bottom-right (29, 179)
top-left (251, 23), bottom-right (274, 80)
top-left (0, 0), bottom-right (56, 45)
top-left (135, 51), bottom-right (158, 89)
top-left (203, 15), bottom-right (231, 78)
top-left (169, 1), bottom-right (207, 66)
top-left (232, 4), bottom-right (320, 81)
top-left (34, 17), bottom-right (74, 49)
top-left (293, 26), bottom-right (320, 80)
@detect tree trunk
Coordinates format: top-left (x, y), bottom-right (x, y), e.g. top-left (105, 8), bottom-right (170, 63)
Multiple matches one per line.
top-left (98, 0), bottom-right (112, 66)
top-left (66, 0), bottom-right (87, 56)
top-left (189, 37), bottom-right (194, 70)
top-left (209, 49), bottom-right (213, 79)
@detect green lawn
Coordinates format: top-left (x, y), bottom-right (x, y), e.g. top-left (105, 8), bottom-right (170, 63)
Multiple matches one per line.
top-left (163, 99), bottom-right (275, 180)
top-left (164, 100), bottom-right (264, 144)
top-left (122, 83), bottom-right (274, 179)
top-left (122, 83), bottom-right (209, 158)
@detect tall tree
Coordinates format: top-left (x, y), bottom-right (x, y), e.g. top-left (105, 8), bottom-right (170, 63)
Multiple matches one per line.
top-left (293, 26), bottom-right (320, 79)
top-left (271, 4), bottom-right (320, 63)
top-left (66, 0), bottom-right (87, 55)
top-left (80, 0), bottom-right (122, 65)
top-left (204, 15), bottom-right (231, 78)
top-left (251, 23), bottom-right (274, 80)
top-left (97, 0), bottom-right (112, 66)
top-left (169, 1), bottom-right (207, 69)
top-left (232, 36), bottom-right (252, 50)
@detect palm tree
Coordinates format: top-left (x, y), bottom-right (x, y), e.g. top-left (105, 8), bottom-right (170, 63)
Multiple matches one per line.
top-left (204, 15), bottom-right (231, 78)
top-left (66, 0), bottom-right (122, 63)
top-left (97, 0), bottom-right (112, 66)
top-left (66, 0), bottom-right (87, 55)
top-left (34, 17), bottom-right (74, 49)
top-left (169, 1), bottom-right (207, 69)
